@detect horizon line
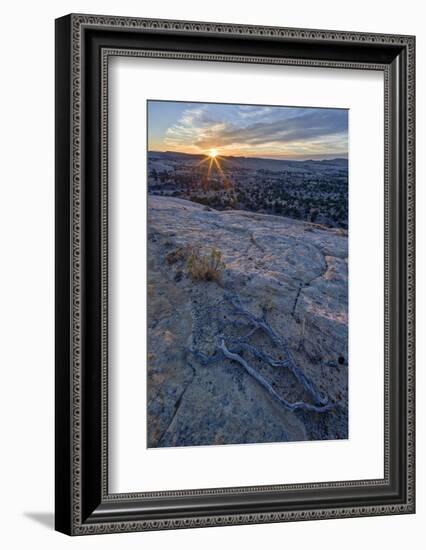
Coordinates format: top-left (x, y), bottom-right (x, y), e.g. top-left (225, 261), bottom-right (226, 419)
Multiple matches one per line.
top-left (148, 150), bottom-right (348, 162)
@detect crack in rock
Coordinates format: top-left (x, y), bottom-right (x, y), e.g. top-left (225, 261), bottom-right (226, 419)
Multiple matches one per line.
top-left (157, 362), bottom-right (196, 445)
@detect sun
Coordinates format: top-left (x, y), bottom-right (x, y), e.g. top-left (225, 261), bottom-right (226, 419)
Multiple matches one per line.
top-left (208, 148), bottom-right (219, 158)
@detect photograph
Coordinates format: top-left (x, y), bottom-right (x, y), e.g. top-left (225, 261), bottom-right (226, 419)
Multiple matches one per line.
top-left (146, 100), bottom-right (349, 448)
top-left (51, 9), bottom-right (415, 538)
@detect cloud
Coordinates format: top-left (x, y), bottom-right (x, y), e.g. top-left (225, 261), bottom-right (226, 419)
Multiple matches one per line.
top-left (164, 106), bottom-right (226, 148)
top-left (159, 103), bottom-right (348, 157)
top-left (237, 106), bottom-right (273, 118)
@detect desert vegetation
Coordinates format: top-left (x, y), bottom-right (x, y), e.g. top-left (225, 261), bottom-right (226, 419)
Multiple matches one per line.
top-left (186, 247), bottom-right (225, 282)
top-left (148, 152), bottom-right (348, 229)
top-left (165, 245), bottom-right (226, 283)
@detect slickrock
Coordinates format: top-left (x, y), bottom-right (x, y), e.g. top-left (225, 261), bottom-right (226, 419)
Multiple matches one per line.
top-left (147, 196), bottom-right (348, 447)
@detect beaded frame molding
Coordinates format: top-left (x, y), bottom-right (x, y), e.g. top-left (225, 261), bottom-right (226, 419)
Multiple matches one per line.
top-left (55, 14), bottom-right (415, 535)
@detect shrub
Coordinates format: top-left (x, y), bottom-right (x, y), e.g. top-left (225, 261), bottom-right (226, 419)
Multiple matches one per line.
top-left (186, 247), bottom-right (225, 282)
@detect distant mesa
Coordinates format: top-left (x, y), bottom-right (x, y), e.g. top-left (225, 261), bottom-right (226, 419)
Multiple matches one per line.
top-left (148, 150), bottom-right (348, 173)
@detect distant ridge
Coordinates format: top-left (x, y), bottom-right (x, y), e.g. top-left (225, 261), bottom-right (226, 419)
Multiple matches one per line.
top-left (148, 151), bottom-right (348, 173)
top-left (149, 150), bottom-right (348, 164)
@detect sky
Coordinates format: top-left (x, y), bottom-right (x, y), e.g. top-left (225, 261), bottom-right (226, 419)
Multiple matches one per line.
top-left (147, 100), bottom-right (348, 160)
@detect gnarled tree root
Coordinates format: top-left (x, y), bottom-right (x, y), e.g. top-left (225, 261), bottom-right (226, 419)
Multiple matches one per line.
top-left (188, 291), bottom-right (334, 413)
top-left (223, 292), bottom-right (328, 406)
top-left (218, 340), bottom-right (333, 413)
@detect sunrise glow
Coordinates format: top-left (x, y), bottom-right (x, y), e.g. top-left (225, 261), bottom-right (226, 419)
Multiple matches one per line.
top-left (147, 101), bottom-right (348, 161)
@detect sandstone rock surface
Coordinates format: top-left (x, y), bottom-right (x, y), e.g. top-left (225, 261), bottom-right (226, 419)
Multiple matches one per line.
top-left (147, 195), bottom-right (348, 447)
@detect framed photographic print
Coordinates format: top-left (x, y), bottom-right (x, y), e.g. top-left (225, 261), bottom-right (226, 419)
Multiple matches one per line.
top-left (55, 14), bottom-right (415, 535)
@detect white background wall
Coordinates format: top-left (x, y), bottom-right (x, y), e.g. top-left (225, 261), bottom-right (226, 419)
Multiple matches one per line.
top-left (0, 0), bottom-right (423, 548)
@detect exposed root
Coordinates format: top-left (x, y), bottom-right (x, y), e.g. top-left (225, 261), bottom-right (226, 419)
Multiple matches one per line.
top-left (219, 340), bottom-right (333, 413)
top-left (224, 292), bottom-right (328, 406)
top-left (188, 291), bottom-right (333, 413)
top-left (226, 341), bottom-right (292, 369)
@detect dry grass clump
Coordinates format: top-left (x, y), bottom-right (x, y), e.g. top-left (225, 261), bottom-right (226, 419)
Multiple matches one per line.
top-left (186, 247), bottom-right (225, 282)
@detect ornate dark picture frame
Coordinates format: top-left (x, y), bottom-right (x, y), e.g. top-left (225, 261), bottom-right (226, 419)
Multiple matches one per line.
top-left (55, 13), bottom-right (415, 535)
